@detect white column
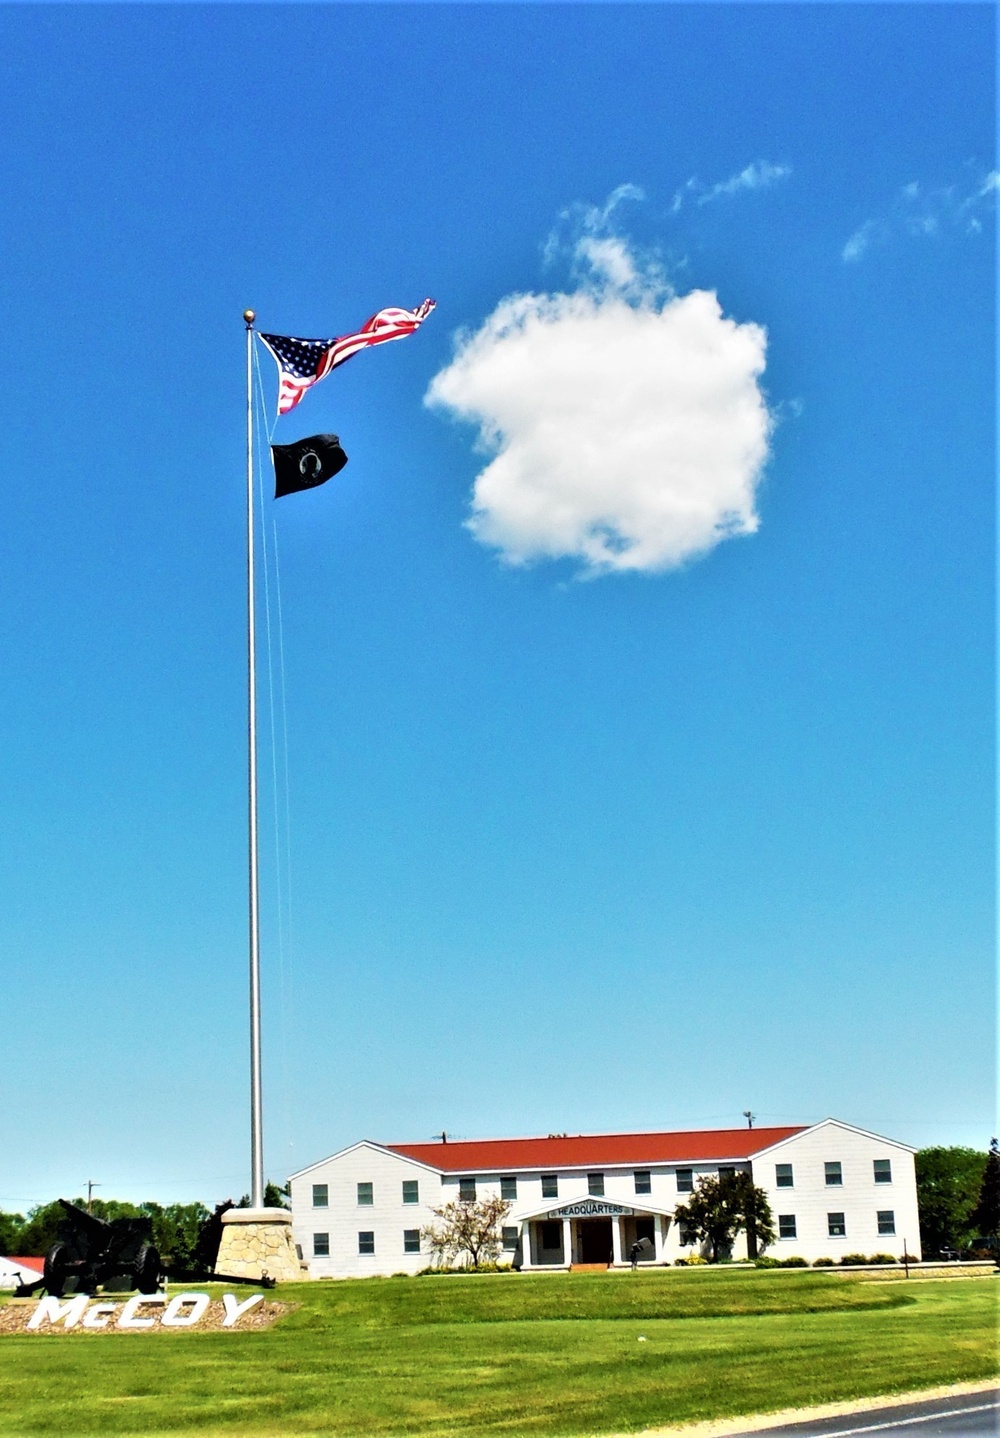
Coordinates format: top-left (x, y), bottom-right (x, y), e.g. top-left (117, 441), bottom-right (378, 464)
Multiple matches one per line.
top-left (611, 1218), bottom-right (623, 1267)
top-left (562, 1218), bottom-right (573, 1267)
top-left (520, 1222), bottom-right (532, 1269)
top-left (652, 1216), bottom-right (662, 1264)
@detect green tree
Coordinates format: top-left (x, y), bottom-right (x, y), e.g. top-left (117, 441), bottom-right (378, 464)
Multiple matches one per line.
top-left (236, 1182), bottom-right (290, 1211)
top-left (139, 1202), bottom-right (211, 1274)
top-left (421, 1196), bottom-right (512, 1269)
top-left (0, 1210), bottom-right (25, 1255)
top-left (674, 1172), bottom-right (775, 1262)
top-left (15, 1202), bottom-right (67, 1257)
top-left (970, 1138), bottom-right (1000, 1252)
top-left (915, 1146), bottom-right (987, 1256)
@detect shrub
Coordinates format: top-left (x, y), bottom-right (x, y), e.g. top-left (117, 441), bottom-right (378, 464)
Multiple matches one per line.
top-left (839, 1254), bottom-right (869, 1266)
top-left (754, 1256), bottom-right (779, 1268)
top-left (812, 1257), bottom-right (835, 1266)
top-left (779, 1256), bottom-right (808, 1267)
top-left (417, 1262), bottom-right (513, 1276)
top-left (869, 1254), bottom-right (897, 1265)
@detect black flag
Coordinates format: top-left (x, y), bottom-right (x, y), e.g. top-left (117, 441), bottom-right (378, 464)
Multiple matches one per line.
top-left (270, 434), bottom-right (348, 499)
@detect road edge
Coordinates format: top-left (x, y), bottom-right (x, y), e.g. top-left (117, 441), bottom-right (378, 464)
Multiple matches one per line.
top-left (601, 1378), bottom-right (999, 1438)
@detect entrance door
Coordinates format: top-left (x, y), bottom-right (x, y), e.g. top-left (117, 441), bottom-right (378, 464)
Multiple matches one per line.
top-left (577, 1219), bottom-right (613, 1264)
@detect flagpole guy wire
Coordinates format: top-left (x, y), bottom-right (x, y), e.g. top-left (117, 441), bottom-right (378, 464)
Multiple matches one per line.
top-left (244, 307), bottom-right (265, 1211)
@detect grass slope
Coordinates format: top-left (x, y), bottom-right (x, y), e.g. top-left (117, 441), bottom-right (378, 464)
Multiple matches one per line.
top-left (0, 1269), bottom-right (994, 1437)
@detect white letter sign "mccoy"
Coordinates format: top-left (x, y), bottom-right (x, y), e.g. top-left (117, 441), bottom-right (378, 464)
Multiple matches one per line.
top-left (26, 1293), bottom-right (264, 1331)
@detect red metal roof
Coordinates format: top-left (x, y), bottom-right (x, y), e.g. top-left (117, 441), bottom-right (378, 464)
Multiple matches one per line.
top-left (6, 1255), bottom-right (44, 1273)
top-left (388, 1126), bottom-right (805, 1173)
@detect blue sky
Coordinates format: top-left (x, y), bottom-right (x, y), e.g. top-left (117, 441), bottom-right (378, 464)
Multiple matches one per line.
top-left (0, 4), bottom-right (993, 1215)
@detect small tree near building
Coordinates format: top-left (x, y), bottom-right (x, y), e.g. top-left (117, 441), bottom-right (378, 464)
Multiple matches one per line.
top-left (970, 1138), bottom-right (1000, 1254)
top-left (673, 1172), bottom-right (775, 1262)
top-left (915, 1146), bottom-right (988, 1256)
top-left (421, 1196), bottom-right (512, 1269)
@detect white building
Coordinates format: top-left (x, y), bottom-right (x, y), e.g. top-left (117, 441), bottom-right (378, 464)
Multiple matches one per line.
top-left (289, 1118), bottom-right (921, 1279)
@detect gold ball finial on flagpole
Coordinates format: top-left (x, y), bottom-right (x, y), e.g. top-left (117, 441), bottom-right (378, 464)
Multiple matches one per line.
top-left (243, 309), bottom-right (255, 325)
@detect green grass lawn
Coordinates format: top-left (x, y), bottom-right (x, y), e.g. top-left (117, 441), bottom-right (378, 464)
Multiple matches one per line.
top-left (0, 1269), bottom-right (994, 1437)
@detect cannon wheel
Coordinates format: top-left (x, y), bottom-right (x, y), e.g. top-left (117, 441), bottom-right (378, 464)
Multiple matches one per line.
top-left (44, 1242), bottom-right (69, 1298)
top-left (135, 1242), bottom-right (160, 1294)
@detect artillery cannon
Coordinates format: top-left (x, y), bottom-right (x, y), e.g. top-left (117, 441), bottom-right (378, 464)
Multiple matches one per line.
top-left (38, 1199), bottom-right (161, 1297)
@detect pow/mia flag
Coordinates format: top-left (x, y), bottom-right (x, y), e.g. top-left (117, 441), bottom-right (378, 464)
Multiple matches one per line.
top-left (270, 434), bottom-right (348, 499)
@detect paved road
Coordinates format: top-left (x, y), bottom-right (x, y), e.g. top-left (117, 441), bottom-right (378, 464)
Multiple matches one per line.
top-left (729, 1392), bottom-right (998, 1438)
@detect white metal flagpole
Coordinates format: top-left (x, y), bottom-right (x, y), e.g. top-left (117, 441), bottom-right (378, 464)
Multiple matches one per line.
top-left (244, 307), bottom-right (264, 1210)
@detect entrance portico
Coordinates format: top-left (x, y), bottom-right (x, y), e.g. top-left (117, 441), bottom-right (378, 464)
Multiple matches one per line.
top-left (514, 1197), bottom-right (675, 1270)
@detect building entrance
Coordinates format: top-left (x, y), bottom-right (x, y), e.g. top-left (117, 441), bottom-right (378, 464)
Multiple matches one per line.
top-left (576, 1218), bottom-right (613, 1264)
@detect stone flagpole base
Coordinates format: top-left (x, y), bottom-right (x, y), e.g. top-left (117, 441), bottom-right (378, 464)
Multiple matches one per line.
top-left (214, 1208), bottom-right (305, 1283)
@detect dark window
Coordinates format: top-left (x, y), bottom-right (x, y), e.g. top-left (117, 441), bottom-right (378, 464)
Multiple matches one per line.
top-left (635, 1218), bottom-right (655, 1245)
top-left (501, 1226), bottom-right (518, 1251)
top-left (403, 1229), bottom-right (421, 1254)
top-left (541, 1174), bottom-right (558, 1199)
top-left (825, 1162), bottom-right (843, 1186)
top-left (313, 1232), bottom-right (329, 1257)
top-left (501, 1176), bottom-right (517, 1201)
top-left (677, 1168), bottom-right (694, 1193)
top-left (402, 1180), bottom-right (419, 1204)
top-left (539, 1221), bottom-right (562, 1250)
top-left (678, 1222), bottom-right (695, 1246)
top-left (778, 1214), bottom-right (797, 1239)
top-left (877, 1210), bottom-right (896, 1236)
top-left (588, 1172), bottom-right (605, 1197)
top-left (358, 1231), bottom-right (375, 1256)
top-left (775, 1164), bottom-right (794, 1188)
top-left (459, 1177), bottom-right (476, 1201)
top-left (828, 1212), bottom-right (846, 1237)
top-left (719, 1166), bottom-right (737, 1179)
top-left (312, 1183), bottom-right (329, 1207)
top-left (874, 1160), bottom-right (892, 1184)
top-left (634, 1170), bottom-right (652, 1195)
top-left (357, 1181), bottom-right (374, 1206)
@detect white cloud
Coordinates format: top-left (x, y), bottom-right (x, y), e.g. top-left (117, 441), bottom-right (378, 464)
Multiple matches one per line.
top-left (842, 219), bottom-right (886, 263)
top-left (427, 203), bottom-right (772, 578)
top-left (672, 160), bottom-right (791, 212)
top-left (843, 167), bottom-right (996, 261)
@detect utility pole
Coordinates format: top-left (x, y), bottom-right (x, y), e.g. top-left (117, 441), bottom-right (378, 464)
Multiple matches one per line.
top-left (85, 1180), bottom-right (100, 1214)
top-left (743, 1111), bottom-right (755, 1129)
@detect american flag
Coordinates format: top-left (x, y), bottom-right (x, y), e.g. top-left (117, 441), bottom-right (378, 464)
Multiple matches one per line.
top-left (259, 299), bottom-right (436, 415)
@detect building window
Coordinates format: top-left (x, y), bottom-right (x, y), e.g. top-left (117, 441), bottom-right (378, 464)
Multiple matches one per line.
top-left (775, 1164), bottom-right (794, 1188)
top-left (634, 1170), bottom-right (652, 1195)
top-left (778, 1215), bottom-right (797, 1240)
top-left (501, 1226), bottom-right (518, 1251)
top-left (358, 1231), bottom-right (375, 1256)
top-left (877, 1210), bottom-right (896, 1236)
top-left (719, 1166), bottom-right (736, 1179)
top-left (402, 1180), bottom-right (419, 1204)
top-left (312, 1183), bottom-right (329, 1207)
top-left (539, 1221), bottom-right (561, 1251)
top-left (459, 1177), bottom-right (476, 1201)
top-left (828, 1212), bottom-right (846, 1238)
top-left (357, 1182), bottom-right (374, 1206)
top-left (501, 1176), bottom-right (517, 1201)
top-left (825, 1162), bottom-right (843, 1186)
top-left (588, 1172), bottom-right (605, 1197)
top-left (541, 1174), bottom-right (558, 1199)
top-left (874, 1159), bottom-right (892, 1184)
top-left (313, 1232), bottom-right (329, 1257)
top-left (677, 1169), bottom-right (694, 1193)
top-left (678, 1222), bottom-right (695, 1246)
top-left (403, 1229), bottom-right (421, 1254)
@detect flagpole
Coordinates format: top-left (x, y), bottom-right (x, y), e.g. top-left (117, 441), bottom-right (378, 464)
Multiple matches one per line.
top-left (244, 307), bottom-right (264, 1211)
